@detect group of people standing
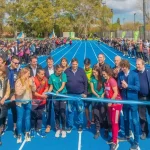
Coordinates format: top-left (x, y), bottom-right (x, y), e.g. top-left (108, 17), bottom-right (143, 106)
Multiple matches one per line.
top-left (0, 51), bottom-right (149, 150)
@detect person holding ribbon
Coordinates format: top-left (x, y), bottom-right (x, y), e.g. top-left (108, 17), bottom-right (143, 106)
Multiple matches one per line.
top-left (102, 66), bottom-right (122, 150)
top-left (15, 67), bottom-right (36, 143)
top-left (0, 66), bottom-right (10, 146)
top-left (90, 65), bottom-right (107, 139)
top-left (49, 64), bottom-right (67, 138)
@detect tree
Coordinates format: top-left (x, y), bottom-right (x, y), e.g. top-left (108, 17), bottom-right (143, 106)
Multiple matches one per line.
top-left (117, 18), bottom-right (120, 25)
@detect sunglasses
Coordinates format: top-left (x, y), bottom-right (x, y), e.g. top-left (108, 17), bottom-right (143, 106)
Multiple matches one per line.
top-left (12, 61), bottom-right (19, 65)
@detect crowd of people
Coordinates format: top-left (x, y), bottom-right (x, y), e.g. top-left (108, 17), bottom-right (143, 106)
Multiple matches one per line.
top-left (0, 39), bottom-right (149, 150)
top-left (0, 37), bottom-right (71, 65)
top-left (100, 38), bottom-right (150, 64)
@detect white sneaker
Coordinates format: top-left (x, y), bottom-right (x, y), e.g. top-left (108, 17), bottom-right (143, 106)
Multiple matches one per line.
top-left (55, 130), bottom-right (61, 138)
top-left (61, 130), bottom-right (66, 138)
top-left (17, 135), bottom-right (22, 144)
top-left (25, 132), bottom-right (31, 142)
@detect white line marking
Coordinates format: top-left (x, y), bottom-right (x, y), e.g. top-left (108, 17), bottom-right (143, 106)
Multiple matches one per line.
top-left (101, 43), bottom-right (136, 68)
top-left (78, 132), bottom-right (82, 150)
top-left (18, 139), bottom-right (26, 150)
top-left (84, 42), bottom-right (86, 59)
top-left (93, 42), bottom-right (114, 64)
top-left (68, 42), bottom-right (82, 66)
top-left (89, 42), bottom-right (98, 61)
top-left (54, 42), bottom-right (79, 65)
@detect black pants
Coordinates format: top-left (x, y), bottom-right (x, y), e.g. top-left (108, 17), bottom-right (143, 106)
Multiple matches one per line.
top-left (46, 96), bottom-right (52, 126)
top-left (138, 96), bottom-right (150, 135)
top-left (7, 101), bottom-right (17, 124)
top-left (93, 103), bottom-right (109, 131)
top-left (54, 101), bottom-right (66, 130)
top-left (31, 105), bottom-right (45, 130)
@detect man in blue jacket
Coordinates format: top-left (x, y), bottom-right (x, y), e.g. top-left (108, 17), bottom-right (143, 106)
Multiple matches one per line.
top-left (65, 58), bottom-right (87, 133)
top-left (135, 58), bottom-right (150, 140)
top-left (118, 60), bottom-right (140, 150)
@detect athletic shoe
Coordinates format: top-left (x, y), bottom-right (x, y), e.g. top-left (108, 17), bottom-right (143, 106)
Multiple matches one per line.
top-left (130, 144), bottom-right (138, 150)
top-left (86, 121), bottom-right (91, 129)
top-left (55, 130), bottom-right (61, 138)
top-left (37, 129), bottom-right (46, 138)
top-left (110, 143), bottom-right (119, 150)
top-left (25, 132), bottom-right (31, 142)
top-left (66, 127), bottom-right (73, 134)
top-left (107, 139), bottom-right (119, 144)
top-left (78, 125), bottom-right (83, 132)
top-left (13, 128), bottom-right (17, 138)
top-left (119, 136), bottom-right (130, 142)
top-left (61, 130), bottom-right (66, 138)
top-left (94, 131), bottom-right (100, 139)
top-left (17, 135), bottom-right (22, 144)
top-left (30, 129), bottom-right (35, 138)
top-left (140, 132), bottom-right (147, 140)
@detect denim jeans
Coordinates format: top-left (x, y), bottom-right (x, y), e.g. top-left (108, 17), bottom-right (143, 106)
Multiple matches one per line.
top-left (17, 103), bottom-right (31, 135)
top-left (46, 96), bottom-right (52, 126)
top-left (67, 100), bottom-right (84, 127)
top-left (123, 105), bottom-right (139, 145)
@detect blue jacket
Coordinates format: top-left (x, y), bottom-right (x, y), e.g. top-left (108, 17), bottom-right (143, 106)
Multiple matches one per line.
top-left (134, 68), bottom-right (150, 95)
top-left (65, 67), bottom-right (88, 95)
top-left (118, 70), bottom-right (140, 101)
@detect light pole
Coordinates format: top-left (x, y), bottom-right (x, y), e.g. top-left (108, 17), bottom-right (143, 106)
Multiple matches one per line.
top-left (134, 13), bottom-right (136, 27)
top-left (101, 0), bottom-right (106, 37)
top-left (143, 0), bottom-right (146, 41)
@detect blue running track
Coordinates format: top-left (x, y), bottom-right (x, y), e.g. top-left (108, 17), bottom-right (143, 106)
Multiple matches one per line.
top-left (1, 40), bottom-right (150, 150)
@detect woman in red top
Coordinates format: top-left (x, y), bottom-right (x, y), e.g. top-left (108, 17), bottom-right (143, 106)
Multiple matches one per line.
top-left (102, 66), bottom-right (122, 150)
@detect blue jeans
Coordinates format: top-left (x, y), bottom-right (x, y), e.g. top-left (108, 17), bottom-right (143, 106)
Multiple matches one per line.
top-left (67, 100), bottom-right (84, 127)
top-left (17, 103), bottom-right (31, 135)
top-left (123, 105), bottom-right (139, 145)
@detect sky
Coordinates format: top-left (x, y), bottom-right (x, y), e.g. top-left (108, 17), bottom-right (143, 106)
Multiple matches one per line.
top-left (105, 0), bottom-right (144, 24)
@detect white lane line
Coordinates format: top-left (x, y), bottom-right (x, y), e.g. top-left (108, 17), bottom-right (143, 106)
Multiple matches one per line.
top-left (78, 132), bottom-right (82, 150)
top-left (89, 42), bottom-right (98, 61)
top-left (39, 45), bottom-right (70, 65)
top-left (93, 42), bottom-right (114, 64)
top-left (84, 42), bottom-right (86, 59)
top-left (100, 43), bottom-right (136, 68)
top-left (68, 42), bottom-right (82, 66)
top-left (54, 42), bottom-right (80, 65)
top-left (18, 139), bottom-right (26, 150)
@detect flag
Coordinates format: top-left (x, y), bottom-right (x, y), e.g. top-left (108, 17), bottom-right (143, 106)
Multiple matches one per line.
top-left (134, 31), bottom-right (139, 41)
top-left (17, 31), bottom-right (25, 39)
top-left (49, 29), bottom-right (56, 38)
top-left (122, 31), bottom-right (126, 38)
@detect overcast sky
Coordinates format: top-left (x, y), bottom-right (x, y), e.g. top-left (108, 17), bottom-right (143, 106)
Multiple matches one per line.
top-left (105, 0), bottom-right (143, 24)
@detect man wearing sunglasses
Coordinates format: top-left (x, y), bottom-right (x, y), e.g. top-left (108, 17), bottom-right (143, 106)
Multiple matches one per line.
top-left (7, 55), bottom-right (20, 137)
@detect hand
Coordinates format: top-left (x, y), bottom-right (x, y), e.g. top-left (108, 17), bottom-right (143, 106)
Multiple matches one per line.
top-left (81, 94), bottom-right (87, 98)
top-left (108, 103), bottom-right (112, 107)
top-left (121, 80), bottom-right (128, 88)
top-left (41, 94), bottom-right (47, 99)
top-left (97, 95), bottom-right (100, 98)
top-left (0, 99), bottom-right (5, 105)
top-left (10, 95), bottom-right (15, 101)
top-left (56, 91), bottom-right (59, 95)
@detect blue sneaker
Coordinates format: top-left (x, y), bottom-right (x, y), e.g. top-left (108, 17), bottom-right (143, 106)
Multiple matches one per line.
top-left (30, 129), bottom-right (35, 138)
top-left (37, 129), bottom-right (46, 138)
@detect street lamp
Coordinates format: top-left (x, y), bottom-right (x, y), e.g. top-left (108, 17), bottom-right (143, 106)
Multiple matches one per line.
top-left (123, 18), bottom-right (125, 24)
top-left (134, 13), bottom-right (136, 26)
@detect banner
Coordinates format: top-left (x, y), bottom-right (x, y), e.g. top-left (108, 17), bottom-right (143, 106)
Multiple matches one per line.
top-left (134, 31), bottom-right (139, 41)
top-left (122, 31), bottom-right (126, 38)
top-left (17, 31), bottom-right (25, 39)
top-left (63, 32), bottom-right (75, 38)
top-left (49, 29), bottom-right (56, 38)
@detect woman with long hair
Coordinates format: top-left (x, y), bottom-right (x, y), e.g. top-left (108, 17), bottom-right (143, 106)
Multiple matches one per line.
top-left (90, 65), bottom-right (109, 139)
top-left (60, 58), bottom-right (69, 72)
top-left (49, 64), bottom-right (67, 138)
top-left (15, 67), bottom-right (36, 143)
top-left (0, 66), bottom-right (10, 146)
top-left (102, 66), bottom-right (122, 150)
